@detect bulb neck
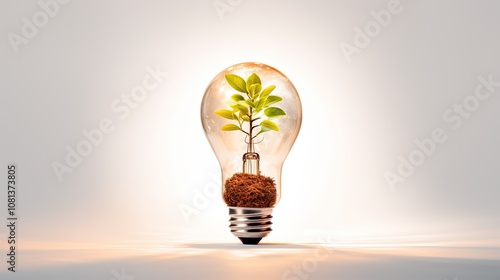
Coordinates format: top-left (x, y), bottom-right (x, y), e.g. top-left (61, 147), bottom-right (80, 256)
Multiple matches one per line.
top-left (242, 152), bottom-right (260, 174)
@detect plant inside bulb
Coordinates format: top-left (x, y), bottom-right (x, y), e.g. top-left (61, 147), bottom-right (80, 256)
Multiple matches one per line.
top-left (214, 72), bottom-right (286, 208)
top-left (201, 62), bottom-right (302, 245)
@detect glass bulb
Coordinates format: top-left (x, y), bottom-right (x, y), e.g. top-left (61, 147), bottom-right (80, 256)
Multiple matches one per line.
top-left (201, 62), bottom-right (302, 245)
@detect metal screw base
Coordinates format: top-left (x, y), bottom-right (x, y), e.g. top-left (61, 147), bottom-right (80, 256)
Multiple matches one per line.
top-left (228, 207), bottom-right (273, 245)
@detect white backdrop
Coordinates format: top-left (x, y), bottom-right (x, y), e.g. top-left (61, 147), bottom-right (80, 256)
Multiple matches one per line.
top-left (1, 0), bottom-right (499, 251)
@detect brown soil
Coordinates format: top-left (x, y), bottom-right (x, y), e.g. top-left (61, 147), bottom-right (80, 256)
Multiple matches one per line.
top-left (223, 173), bottom-right (277, 208)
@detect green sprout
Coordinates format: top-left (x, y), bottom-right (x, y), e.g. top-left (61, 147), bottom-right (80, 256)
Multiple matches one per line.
top-left (214, 73), bottom-right (286, 152)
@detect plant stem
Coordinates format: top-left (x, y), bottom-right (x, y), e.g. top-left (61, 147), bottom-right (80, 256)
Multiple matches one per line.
top-left (248, 107), bottom-right (253, 153)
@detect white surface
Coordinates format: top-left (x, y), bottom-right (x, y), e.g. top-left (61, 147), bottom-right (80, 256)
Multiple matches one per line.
top-left (1, 244), bottom-right (499, 280)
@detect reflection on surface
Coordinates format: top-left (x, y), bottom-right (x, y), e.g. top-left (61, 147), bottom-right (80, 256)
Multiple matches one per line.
top-left (2, 242), bottom-right (499, 280)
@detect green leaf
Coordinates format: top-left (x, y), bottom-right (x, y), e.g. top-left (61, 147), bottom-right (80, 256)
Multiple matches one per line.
top-left (236, 100), bottom-right (247, 106)
top-left (246, 73), bottom-right (261, 93)
top-left (225, 74), bottom-right (247, 93)
top-left (230, 104), bottom-right (239, 112)
top-left (260, 85), bottom-right (276, 99)
top-left (248, 84), bottom-right (262, 99)
top-left (247, 73), bottom-right (261, 85)
top-left (255, 126), bottom-right (270, 137)
top-left (255, 99), bottom-right (265, 112)
top-left (237, 104), bottom-right (249, 115)
top-left (260, 120), bottom-right (280, 131)
top-left (264, 95), bottom-right (282, 107)
top-left (245, 99), bottom-right (255, 108)
top-left (241, 115), bottom-right (250, 122)
top-left (215, 109), bottom-right (235, 120)
top-left (231, 94), bottom-right (245, 102)
top-left (221, 124), bottom-right (241, 131)
top-left (264, 107), bottom-right (286, 118)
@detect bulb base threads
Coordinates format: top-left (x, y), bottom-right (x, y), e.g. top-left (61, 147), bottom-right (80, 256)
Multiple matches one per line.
top-left (228, 206), bottom-right (273, 245)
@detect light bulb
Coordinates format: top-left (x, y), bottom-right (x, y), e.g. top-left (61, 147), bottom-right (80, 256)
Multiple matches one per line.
top-left (201, 62), bottom-right (302, 245)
